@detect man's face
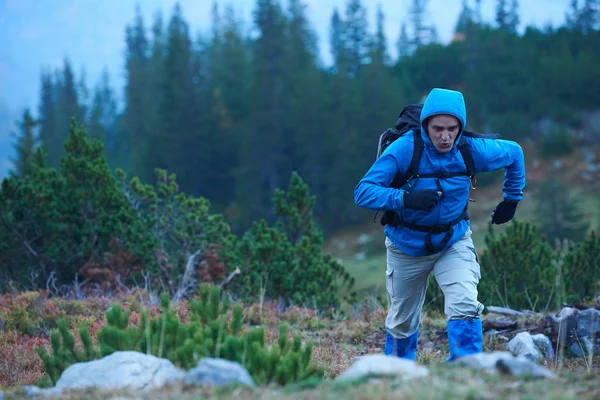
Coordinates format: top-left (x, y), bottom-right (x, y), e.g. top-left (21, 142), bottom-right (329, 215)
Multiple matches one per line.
top-left (426, 114), bottom-right (461, 153)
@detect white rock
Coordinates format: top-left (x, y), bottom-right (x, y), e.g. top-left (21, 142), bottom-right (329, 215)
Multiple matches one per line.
top-left (336, 354), bottom-right (429, 381)
top-left (506, 332), bottom-right (543, 362)
top-left (55, 351), bottom-right (185, 392)
top-left (557, 307), bottom-right (577, 319)
top-left (457, 351), bottom-right (515, 370)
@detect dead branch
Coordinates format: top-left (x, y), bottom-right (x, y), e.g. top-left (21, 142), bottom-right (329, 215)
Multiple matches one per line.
top-left (220, 267), bottom-right (241, 290)
top-left (172, 250), bottom-right (201, 303)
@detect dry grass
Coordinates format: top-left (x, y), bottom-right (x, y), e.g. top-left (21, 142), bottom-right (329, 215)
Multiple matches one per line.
top-left (1, 292), bottom-right (599, 399)
top-left (5, 360), bottom-right (600, 400)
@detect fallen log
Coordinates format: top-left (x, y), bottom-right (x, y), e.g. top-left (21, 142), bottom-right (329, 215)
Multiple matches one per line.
top-left (486, 306), bottom-right (530, 317)
top-left (482, 318), bottom-right (518, 331)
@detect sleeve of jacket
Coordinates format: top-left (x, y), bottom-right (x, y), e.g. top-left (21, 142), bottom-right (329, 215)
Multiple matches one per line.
top-left (353, 135), bottom-right (412, 211)
top-left (468, 137), bottom-right (526, 202)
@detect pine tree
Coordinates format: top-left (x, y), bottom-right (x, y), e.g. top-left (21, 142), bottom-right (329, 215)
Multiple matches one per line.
top-left (343, 0), bottom-right (370, 77)
top-left (49, 58), bottom-right (86, 167)
top-left (566, 0), bottom-right (580, 29)
top-left (579, 0), bottom-right (600, 32)
top-left (409, 0), bottom-right (436, 49)
top-left (87, 68), bottom-right (117, 148)
top-left (9, 109), bottom-right (39, 178)
top-left (234, 172), bottom-right (355, 309)
top-left (396, 23), bottom-right (411, 59)
top-left (118, 6), bottom-right (150, 178)
top-left (235, 0), bottom-right (290, 225)
top-left (507, 0), bottom-right (520, 32)
top-left (495, 0), bottom-right (508, 28)
top-left (455, 0), bottom-right (475, 36)
top-left (206, 3), bottom-right (252, 215)
top-left (479, 220), bottom-right (556, 311)
top-left (373, 4), bottom-right (389, 65)
top-left (37, 71), bottom-right (57, 167)
top-left (563, 231), bottom-right (600, 303)
top-left (329, 7), bottom-right (345, 71)
top-left (155, 3), bottom-right (198, 192)
top-left (283, 0), bottom-right (327, 221)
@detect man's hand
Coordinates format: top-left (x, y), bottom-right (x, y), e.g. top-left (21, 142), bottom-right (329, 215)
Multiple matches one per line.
top-left (491, 200), bottom-right (518, 224)
top-left (403, 190), bottom-right (441, 212)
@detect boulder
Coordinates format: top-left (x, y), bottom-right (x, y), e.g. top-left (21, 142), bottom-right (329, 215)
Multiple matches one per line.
top-left (336, 354), bottom-right (429, 381)
top-left (531, 334), bottom-right (555, 360)
top-left (506, 332), bottom-right (543, 362)
top-left (55, 351), bottom-right (185, 392)
top-left (575, 308), bottom-right (600, 338)
top-left (184, 358), bottom-right (255, 388)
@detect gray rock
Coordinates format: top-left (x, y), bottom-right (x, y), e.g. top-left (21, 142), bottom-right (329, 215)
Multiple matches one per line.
top-left (458, 351), bottom-right (515, 370)
top-left (557, 307), bottom-right (578, 319)
top-left (496, 356), bottom-right (557, 379)
top-left (506, 332), bottom-right (543, 362)
top-left (457, 351), bottom-right (556, 379)
top-left (596, 296), bottom-right (600, 309)
top-left (569, 336), bottom-right (599, 357)
top-left (184, 358), bottom-right (255, 388)
top-left (55, 351), bottom-right (185, 392)
top-left (336, 354), bottom-right (429, 381)
top-left (576, 308), bottom-right (600, 337)
top-left (531, 334), bottom-right (555, 360)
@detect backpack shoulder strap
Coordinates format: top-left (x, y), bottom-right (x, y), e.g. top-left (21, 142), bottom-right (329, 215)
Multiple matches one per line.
top-left (409, 130), bottom-right (424, 177)
top-left (457, 136), bottom-right (477, 188)
top-left (457, 136), bottom-right (475, 176)
top-left (389, 130), bottom-right (423, 189)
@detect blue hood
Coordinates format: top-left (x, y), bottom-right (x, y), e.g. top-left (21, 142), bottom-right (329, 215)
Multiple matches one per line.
top-left (419, 88), bottom-right (467, 150)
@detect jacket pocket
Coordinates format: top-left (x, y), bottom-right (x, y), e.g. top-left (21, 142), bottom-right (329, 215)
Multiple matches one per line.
top-left (386, 267), bottom-right (395, 298)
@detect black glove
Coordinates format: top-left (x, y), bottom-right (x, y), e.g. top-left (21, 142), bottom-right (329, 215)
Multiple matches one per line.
top-left (403, 190), bottom-right (441, 212)
top-left (491, 200), bottom-right (518, 224)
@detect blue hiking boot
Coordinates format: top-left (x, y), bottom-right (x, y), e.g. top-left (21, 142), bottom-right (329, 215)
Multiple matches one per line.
top-left (384, 328), bottom-right (419, 360)
top-left (446, 318), bottom-right (483, 361)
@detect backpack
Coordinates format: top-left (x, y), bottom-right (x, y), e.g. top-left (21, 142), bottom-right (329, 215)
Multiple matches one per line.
top-left (375, 103), bottom-right (501, 230)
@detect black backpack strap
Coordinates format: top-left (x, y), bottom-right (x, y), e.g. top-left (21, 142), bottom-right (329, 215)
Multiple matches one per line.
top-left (389, 130), bottom-right (423, 189)
top-left (381, 130), bottom-right (423, 227)
top-left (408, 130), bottom-right (424, 184)
top-left (457, 136), bottom-right (477, 189)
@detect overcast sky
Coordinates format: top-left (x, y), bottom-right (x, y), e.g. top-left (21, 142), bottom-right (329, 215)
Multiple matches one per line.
top-left (0, 0), bottom-right (572, 137)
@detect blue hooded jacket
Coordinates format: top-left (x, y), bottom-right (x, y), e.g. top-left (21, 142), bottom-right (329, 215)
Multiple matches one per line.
top-left (354, 88), bottom-right (526, 257)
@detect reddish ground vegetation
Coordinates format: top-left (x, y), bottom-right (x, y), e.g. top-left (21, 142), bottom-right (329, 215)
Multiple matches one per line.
top-left (0, 331), bottom-right (48, 388)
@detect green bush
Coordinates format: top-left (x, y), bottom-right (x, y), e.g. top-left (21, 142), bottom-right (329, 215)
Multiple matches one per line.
top-left (478, 220), bottom-right (557, 311)
top-left (562, 230), bottom-right (600, 303)
top-left (233, 171), bottom-right (355, 310)
top-left (36, 284), bottom-right (323, 386)
top-left (423, 275), bottom-right (445, 314)
top-left (0, 119), bottom-right (155, 288)
top-left (0, 119), bottom-right (236, 296)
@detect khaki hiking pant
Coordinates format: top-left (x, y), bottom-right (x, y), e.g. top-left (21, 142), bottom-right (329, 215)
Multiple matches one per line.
top-left (384, 230), bottom-right (483, 339)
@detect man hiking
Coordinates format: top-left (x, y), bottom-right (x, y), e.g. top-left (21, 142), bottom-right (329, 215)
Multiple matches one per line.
top-left (353, 87), bottom-right (526, 361)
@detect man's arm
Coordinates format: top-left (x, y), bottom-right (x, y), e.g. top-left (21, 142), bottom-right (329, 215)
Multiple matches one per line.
top-left (353, 137), bottom-right (410, 211)
top-left (469, 137), bottom-right (526, 202)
